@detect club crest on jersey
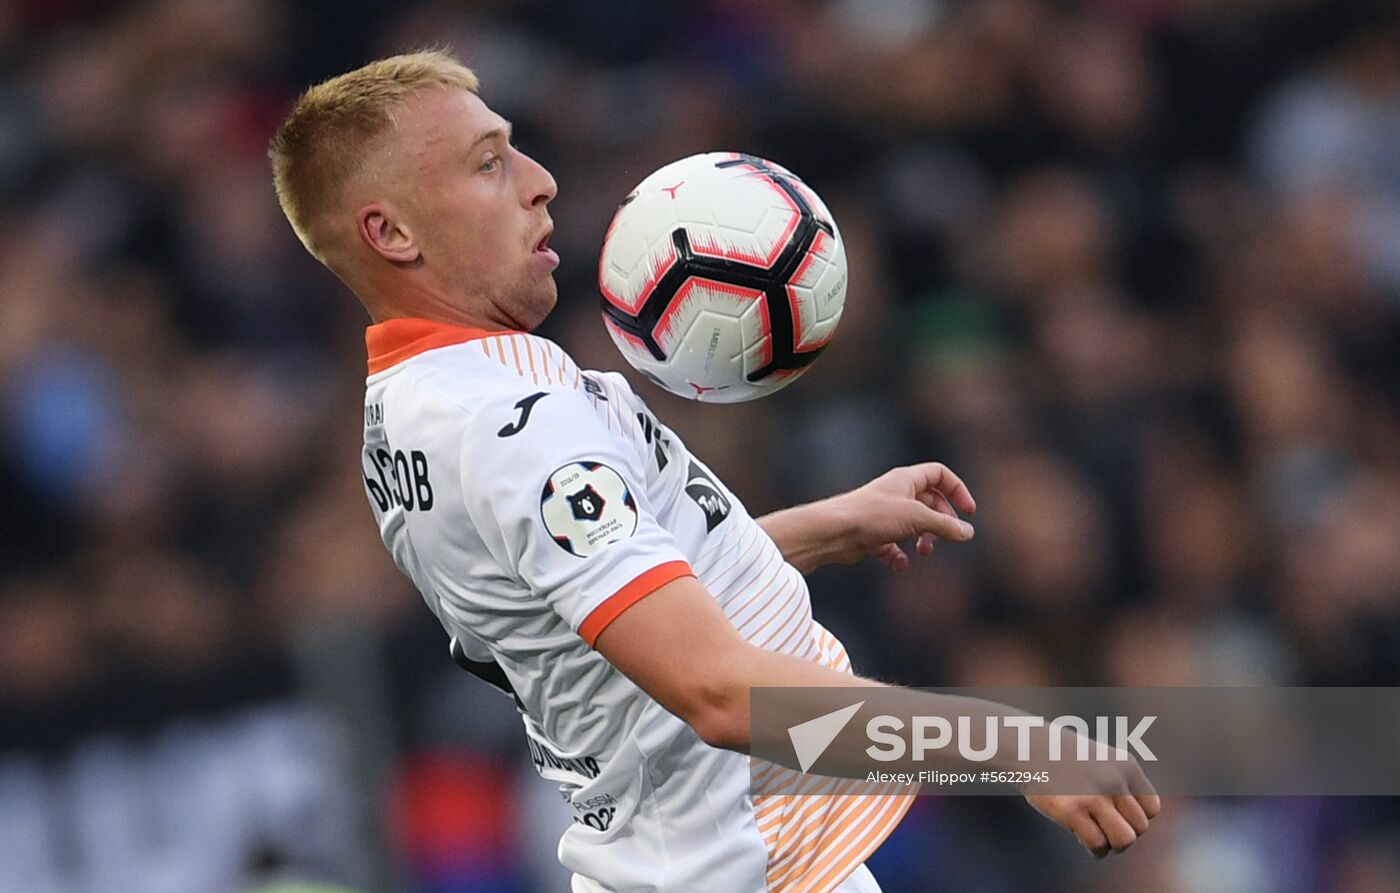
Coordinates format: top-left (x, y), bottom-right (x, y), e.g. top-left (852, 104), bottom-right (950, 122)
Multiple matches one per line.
top-left (541, 462), bottom-right (638, 557)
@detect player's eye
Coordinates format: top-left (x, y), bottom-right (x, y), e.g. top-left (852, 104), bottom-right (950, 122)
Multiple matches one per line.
top-left (480, 153), bottom-right (501, 173)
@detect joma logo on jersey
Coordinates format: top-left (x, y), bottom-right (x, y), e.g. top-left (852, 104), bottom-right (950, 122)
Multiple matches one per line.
top-left (498, 392), bottom-right (548, 437)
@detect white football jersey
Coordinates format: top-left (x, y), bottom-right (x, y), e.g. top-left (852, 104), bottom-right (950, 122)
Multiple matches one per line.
top-left (361, 318), bottom-right (912, 892)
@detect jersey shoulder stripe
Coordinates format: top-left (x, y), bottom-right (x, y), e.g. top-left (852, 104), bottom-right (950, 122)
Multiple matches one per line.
top-left (366, 317), bottom-right (508, 374)
top-left (366, 319), bottom-right (585, 395)
top-left (367, 322), bottom-right (610, 436)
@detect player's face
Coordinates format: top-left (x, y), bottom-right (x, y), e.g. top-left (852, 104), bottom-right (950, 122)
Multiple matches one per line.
top-left (390, 88), bottom-right (559, 329)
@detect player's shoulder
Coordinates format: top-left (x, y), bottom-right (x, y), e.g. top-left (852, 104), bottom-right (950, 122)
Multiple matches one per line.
top-left (383, 333), bottom-right (570, 408)
top-left (371, 331), bottom-right (638, 448)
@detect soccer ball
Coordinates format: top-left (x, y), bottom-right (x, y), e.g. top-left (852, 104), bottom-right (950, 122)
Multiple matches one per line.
top-left (597, 152), bottom-right (847, 403)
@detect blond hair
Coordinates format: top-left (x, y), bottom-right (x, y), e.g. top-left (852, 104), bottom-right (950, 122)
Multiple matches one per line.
top-left (269, 50), bottom-right (479, 261)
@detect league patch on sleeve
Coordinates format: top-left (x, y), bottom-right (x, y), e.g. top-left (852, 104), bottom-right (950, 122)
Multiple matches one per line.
top-left (540, 462), bottom-right (639, 557)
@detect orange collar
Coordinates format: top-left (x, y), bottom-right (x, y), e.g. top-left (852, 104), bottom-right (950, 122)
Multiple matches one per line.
top-left (365, 318), bottom-right (516, 374)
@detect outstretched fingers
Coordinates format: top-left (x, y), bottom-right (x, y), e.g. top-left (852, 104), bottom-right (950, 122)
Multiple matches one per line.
top-left (870, 463), bottom-right (977, 566)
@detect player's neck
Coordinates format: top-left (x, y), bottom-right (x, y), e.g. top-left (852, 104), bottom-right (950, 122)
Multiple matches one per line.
top-left (364, 287), bottom-right (518, 333)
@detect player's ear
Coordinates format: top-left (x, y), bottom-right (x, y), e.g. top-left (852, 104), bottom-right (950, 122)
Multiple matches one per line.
top-left (358, 203), bottom-right (421, 265)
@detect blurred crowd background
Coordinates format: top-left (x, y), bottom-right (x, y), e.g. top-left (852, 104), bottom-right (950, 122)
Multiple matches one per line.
top-left (3, 0), bottom-right (1400, 891)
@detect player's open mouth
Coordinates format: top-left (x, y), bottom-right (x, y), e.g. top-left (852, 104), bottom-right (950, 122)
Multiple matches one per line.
top-left (533, 226), bottom-right (560, 269)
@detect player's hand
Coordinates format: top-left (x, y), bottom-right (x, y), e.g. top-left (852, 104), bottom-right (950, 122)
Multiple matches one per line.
top-left (832, 462), bottom-right (976, 570)
top-left (1022, 750), bottom-right (1161, 858)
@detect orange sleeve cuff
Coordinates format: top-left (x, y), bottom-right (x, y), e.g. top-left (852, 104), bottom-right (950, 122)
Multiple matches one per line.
top-left (578, 560), bottom-right (695, 647)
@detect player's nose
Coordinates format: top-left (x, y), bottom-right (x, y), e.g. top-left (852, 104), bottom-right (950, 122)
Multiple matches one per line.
top-left (521, 152), bottom-right (557, 208)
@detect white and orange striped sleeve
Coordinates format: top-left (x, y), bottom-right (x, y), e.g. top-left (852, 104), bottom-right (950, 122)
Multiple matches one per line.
top-left (459, 387), bottom-right (694, 646)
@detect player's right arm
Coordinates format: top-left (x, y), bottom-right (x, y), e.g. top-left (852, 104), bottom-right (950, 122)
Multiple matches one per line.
top-left (593, 576), bottom-right (1160, 858)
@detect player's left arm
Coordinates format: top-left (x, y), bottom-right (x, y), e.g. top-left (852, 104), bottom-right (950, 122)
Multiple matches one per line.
top-left (757, 462), bottom-right (977, 574)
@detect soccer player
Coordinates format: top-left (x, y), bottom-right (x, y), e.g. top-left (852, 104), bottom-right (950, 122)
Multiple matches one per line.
top-left (269, 51), bottom-right (1158, 892)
